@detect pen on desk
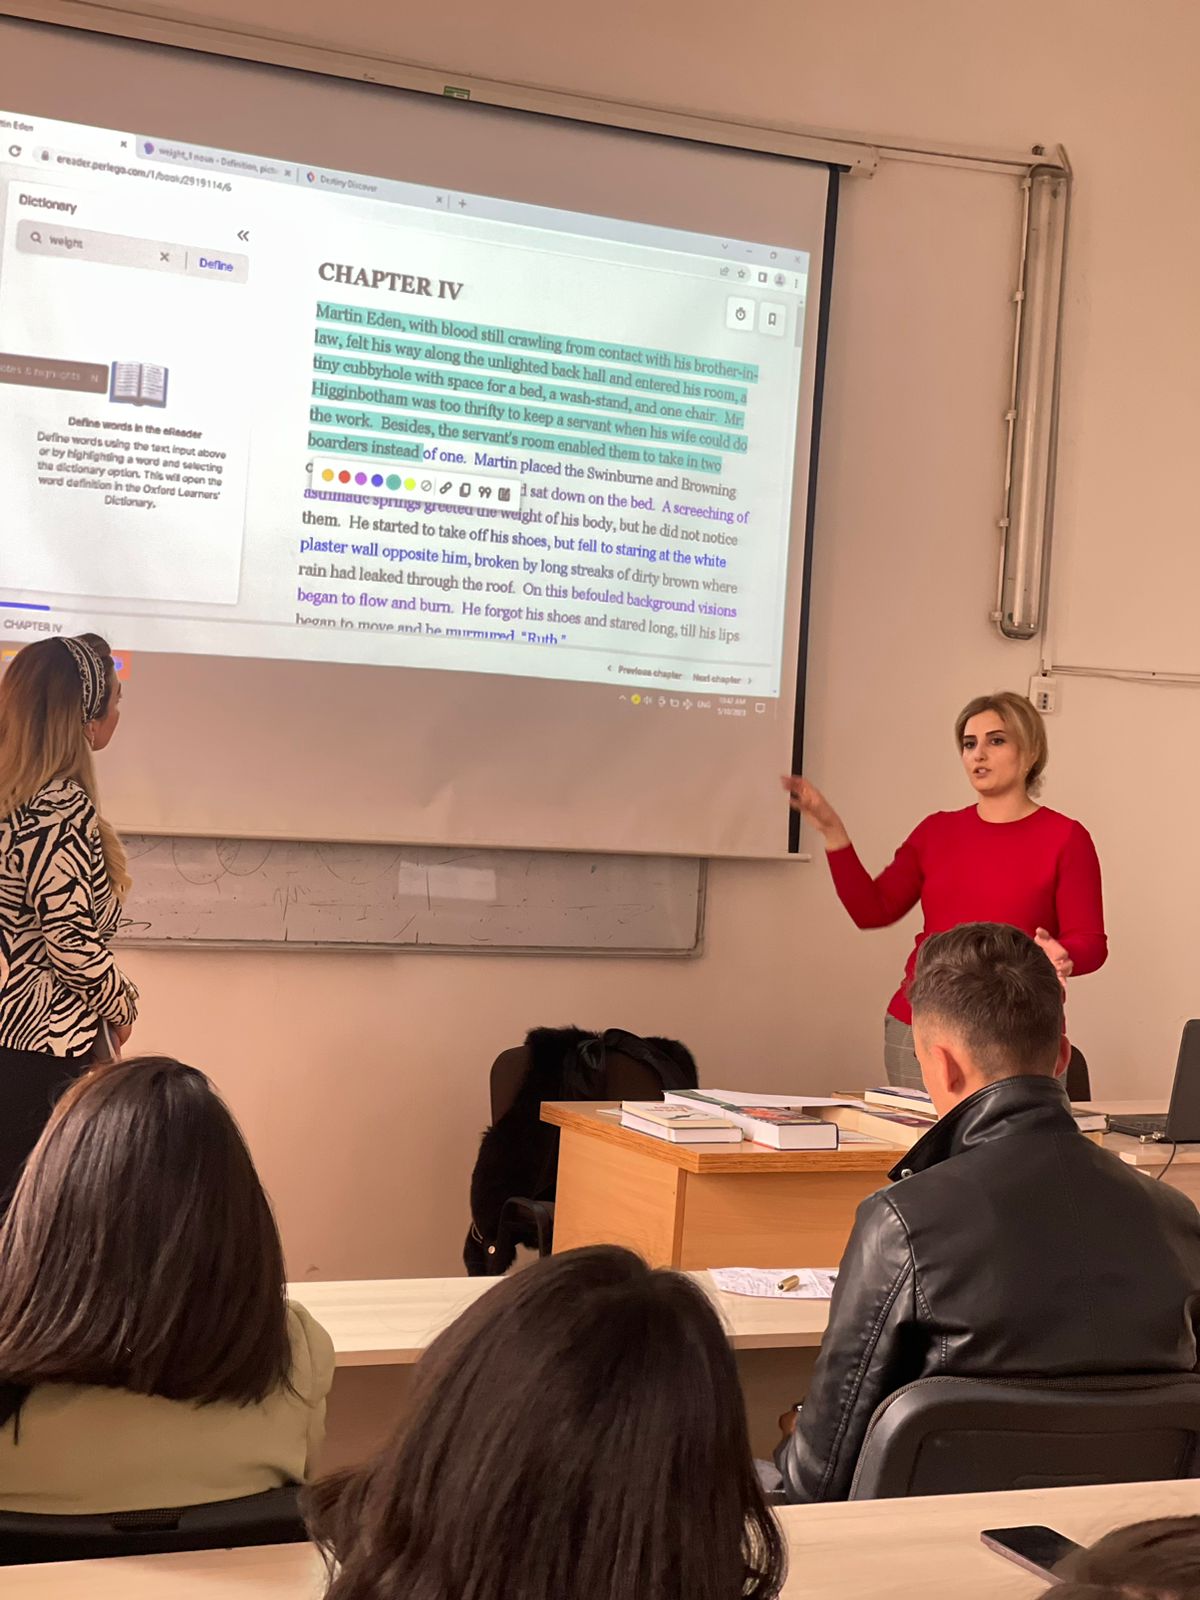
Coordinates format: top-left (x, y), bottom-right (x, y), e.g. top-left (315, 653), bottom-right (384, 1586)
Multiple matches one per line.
top-left (777, 1274), bottom-right (800, 1293)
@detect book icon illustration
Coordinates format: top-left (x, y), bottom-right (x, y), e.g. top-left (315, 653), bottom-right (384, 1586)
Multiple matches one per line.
top-left (109, 361), bottom-right (168, 408)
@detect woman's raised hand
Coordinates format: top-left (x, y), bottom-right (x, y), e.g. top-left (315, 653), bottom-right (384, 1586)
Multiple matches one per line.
top-left (1034, 927), bottom-right (1074, 990)
top-left (781, 776), bottom-right (850, 848)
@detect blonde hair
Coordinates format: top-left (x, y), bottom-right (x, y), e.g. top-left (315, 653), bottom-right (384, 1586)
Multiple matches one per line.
top-left (0, 636), bottom-right (130, 896)
top-left (954, 691), bottom-right (1049, 796)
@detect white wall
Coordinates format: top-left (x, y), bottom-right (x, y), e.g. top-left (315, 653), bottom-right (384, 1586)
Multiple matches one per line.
top-left (103, 0), bottom-right (1198, 1275)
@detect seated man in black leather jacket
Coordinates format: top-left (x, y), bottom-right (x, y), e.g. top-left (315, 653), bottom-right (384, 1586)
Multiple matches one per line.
top-left (778, 922), bottom-right (1200, 1503)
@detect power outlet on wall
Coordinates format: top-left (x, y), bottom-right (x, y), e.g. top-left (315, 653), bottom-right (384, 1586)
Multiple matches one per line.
top-left (1029, 673), bottom-right (1058, 714)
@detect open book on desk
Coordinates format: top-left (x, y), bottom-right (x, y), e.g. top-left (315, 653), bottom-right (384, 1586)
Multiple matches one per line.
top-left (674, 1090), bottom-right (863, 1110)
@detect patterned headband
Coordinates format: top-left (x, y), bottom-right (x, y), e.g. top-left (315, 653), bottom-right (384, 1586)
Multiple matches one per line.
top-left (59, 636), bottom-right (108, 724)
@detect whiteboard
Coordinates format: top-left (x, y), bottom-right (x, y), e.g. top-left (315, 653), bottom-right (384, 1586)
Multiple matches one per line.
top-left (116, 836), bottom-right (705, 954)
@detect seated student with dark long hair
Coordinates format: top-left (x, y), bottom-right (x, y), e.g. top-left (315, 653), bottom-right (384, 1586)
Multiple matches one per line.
top-left (307, 1245), bottom-right (785, 1600)
top-left (0, 1056), bottom-right (334, 1513)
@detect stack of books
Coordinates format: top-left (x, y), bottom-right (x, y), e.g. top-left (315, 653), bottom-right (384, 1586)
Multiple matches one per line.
top-left (863, 1085), bottom-right (937, 1115)
top-left (843, 1084), bottom-right (1106, 1141)
top-left (829, 1087), bottom-right (937, 1147)
top-left (664, 1089), bottom-right (839, 1150)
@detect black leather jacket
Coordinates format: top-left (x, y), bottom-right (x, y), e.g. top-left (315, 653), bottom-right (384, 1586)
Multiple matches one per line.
top-left (780, 1073), bottom-right (1200, 1502)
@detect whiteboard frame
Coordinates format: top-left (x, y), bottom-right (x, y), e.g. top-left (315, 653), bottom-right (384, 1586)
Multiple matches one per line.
top-left (1, 1), bottom-right (1056, 177)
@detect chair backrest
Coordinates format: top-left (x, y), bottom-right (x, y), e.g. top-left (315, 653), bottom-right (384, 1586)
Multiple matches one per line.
top-left (0, 1486), bottom-right (306, 1566)
top-left (489, 1046), bottom-right (531, 1124)
top-left (1065, 1044), bottom-right (1091, 1102)
top-left (848, 1374), bottom-right (1200, 1500)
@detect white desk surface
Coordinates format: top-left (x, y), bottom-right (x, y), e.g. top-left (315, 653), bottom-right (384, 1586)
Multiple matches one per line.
top-left (1080, 1099), bottom-right (1200, 1169)
top-left (9, 1478), bottom-right (1198, 1598)
top-left (288, 1272), bottom-right (829, 1366)
top-left (773, 1477), bottom-right (1200, 1598)
top-left (2, 1542), bottom-right (320, 1598)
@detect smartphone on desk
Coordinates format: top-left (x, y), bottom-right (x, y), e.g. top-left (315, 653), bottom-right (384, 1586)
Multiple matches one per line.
top-left (980, 1525), bottom-right (1082, 1582)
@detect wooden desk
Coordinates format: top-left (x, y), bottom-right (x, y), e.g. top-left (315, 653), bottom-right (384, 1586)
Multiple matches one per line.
top-left (10, 1479), bottom-right (1198, 1598)
top-left (288, 1273), bottom-right (829, 1365)
top-left (541, 1101), bottom-right (900, 1269)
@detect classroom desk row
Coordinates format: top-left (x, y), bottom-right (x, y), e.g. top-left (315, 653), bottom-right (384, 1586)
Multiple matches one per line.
top-left (293, 1095), bottom-right (1198, 1464)
top-left (11, 1478), bottom-right (1200, 1598)
top-left (288, 1271), bottom-right (828, 1366)
top-left (290, 1272), bottom-right (825, 1462)
top-left (287, 1107), bottom-right (1197, 1372)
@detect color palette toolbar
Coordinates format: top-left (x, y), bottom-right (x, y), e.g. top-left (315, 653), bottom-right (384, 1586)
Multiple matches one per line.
top-left (308, 459), bottom-right (524, 511)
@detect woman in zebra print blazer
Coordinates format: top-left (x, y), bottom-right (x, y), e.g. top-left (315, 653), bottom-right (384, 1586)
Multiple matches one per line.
top-left (0, 634), bottom-right (138, 1201)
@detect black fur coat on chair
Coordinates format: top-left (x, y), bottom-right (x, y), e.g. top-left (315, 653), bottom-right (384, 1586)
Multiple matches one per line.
top-left (463, 1026), bottom-right (697, 1274)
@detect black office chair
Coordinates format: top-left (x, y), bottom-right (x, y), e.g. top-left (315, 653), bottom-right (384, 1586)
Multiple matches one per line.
top-left (0, 1485), bottom-right (306, 1567)
top-left (1065, 1044), bottom-right (1092, 1102)
top-left (848, 1373), bottom-right (1200, 1500)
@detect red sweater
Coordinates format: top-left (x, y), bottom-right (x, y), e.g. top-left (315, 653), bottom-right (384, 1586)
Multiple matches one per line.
top-left (827, 805), bottom-right (1107, 1024)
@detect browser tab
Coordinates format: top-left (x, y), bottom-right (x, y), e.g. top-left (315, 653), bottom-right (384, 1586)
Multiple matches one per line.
top-left (135, 135), bottom-right (297, 185)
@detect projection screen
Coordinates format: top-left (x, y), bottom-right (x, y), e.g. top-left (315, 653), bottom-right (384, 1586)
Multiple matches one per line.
top-left (0, 19), bottom-right (837, 856)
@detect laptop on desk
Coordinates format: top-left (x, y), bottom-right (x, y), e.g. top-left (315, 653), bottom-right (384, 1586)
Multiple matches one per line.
top-left (1108, 1021), bottom-right (1200, 1143)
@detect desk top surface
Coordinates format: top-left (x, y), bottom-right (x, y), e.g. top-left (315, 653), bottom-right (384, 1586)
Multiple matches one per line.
top-left (541, 1101), bottom-right (903, 1174)
top-left (289, 1271), bottom-right (829, 1365)
top-left (773, 1476), bottom-right (1200, 1598)
top-left (1078, 1099), bottom-right (1200, 1167)
top-left (543, 1098), bottom-right (1198, 1173)
top-left (9, 1478), bottom-right (1197, 1598)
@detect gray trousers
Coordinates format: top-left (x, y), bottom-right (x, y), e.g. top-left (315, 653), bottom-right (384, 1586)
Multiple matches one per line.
top-left (883, 1014), bottom-right (924, 1091)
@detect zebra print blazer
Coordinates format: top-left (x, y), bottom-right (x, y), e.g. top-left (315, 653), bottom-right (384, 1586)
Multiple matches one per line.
top-left (0, 779), bottom-right (138, 1057)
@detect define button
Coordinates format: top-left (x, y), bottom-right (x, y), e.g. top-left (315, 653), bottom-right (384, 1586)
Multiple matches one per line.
top-left (185, 248), bottom-right (249, 283)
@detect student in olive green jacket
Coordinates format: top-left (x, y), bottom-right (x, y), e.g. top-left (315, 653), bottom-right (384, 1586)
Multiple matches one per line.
top-left (0, 1056), bottom-right (333, 1513)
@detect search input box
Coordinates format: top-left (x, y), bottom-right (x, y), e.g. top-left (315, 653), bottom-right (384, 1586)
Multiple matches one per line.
top-left (15, 221), bottom-right (248, 281)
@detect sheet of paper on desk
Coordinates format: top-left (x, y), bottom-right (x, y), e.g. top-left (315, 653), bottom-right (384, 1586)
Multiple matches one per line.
top-left (687, 1090), bottom-right (864, 1109)
top-left (711, 1268), bottom-right (839, 1299)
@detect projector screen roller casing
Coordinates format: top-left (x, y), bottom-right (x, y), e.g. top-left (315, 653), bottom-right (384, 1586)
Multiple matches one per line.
top-left (0, 20), bottom-right (835, 856)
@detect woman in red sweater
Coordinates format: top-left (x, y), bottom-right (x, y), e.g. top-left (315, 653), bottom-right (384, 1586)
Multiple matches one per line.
top-left (783, 691), bottom-right (1107, 1089)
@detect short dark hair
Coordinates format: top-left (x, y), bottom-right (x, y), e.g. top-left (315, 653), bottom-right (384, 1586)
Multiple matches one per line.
top-left (306, 1245), bottom-right (785, 1600)
top-left (0, 1057), bottom-right (291, 1408)
top-left (908, 923), bottom-right (1064, 1078)
top-left (1053, 1516), bottom-right (1200, 1598)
